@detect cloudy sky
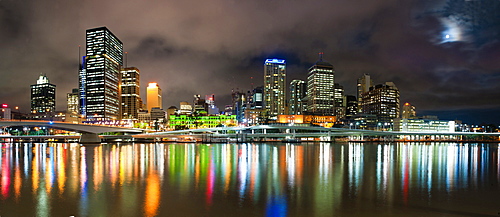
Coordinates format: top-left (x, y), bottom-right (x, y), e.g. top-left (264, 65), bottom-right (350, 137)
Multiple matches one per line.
top-left (1, 0), bottom-right (499, 124)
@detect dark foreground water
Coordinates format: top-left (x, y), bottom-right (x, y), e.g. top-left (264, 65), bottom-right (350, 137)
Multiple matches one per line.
top-left (0, 142), bottom-right (499, 217)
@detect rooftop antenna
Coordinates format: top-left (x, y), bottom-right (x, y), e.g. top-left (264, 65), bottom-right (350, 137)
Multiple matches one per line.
top-left (319, 52), bottom-right (324, 61)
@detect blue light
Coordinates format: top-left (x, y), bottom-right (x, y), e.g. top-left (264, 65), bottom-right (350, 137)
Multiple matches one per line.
top-left (49, 121), bottom-right (53, 125)
top-left (265, 59), bottom-right (286, 64)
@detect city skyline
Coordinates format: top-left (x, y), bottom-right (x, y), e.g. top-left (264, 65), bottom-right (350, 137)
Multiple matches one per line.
top-left (0, 0), bottom-right (500, 124)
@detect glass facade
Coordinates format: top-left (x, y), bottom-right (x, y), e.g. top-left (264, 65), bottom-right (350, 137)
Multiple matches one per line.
top-left (289, 79), bottom-right (306, 115)
top-left (307, 57), bottom-right (335, 116)
top-left (121, 67), bottom-right (142, 120)
top-left (264, 59), bottom-right (286, 118)
top-left (30, 74), bottom-right (56, 114)
top-left (81, 27), bottom-right (123, 120)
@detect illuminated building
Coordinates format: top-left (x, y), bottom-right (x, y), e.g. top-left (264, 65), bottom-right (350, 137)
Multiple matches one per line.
top-left (394, 118), bottom-right (455, 132)
top-left (168, 114), bottom-right (237, 129)
top-left (1, 104), bottom-right (11, 120)
top-left (121, 67), bottom-right (142, 120)
top-left (289, 80), bottom-right (306, 115)
top-left (277, 115), bottom-right (336, 128)
top-left (357, 74), bottom-right (373, 113)
top-left (231, 90), bottom-right (246, 122)
top-left (306, 53), bottom-right (335, 116)
top-left (205, 94), bottom-right (219, 115)
top-left (345, 95), bottom-right (357, 119)
top-left (401, 102), bottom-right (416, 119)
top-left (264, 59), bottom-right (286, 119)
top-left (31, 74), bottom-right (56, 114)
top-left (67, 88), bottom-right (79, 114)
top-left (244, 108), bottom-right (265, 125)
top-left (179, 102), bottom-right (192, 115)
top-left (334, 83), bottom-right (345, 119)
top-left (193, 94), bottom-right (207, 114)
top-left (361, 82), bottom-right (400, 124)
top-left (147, 82), bottom-right (162, 112)
top-left (80, 26), bottom-right (123, 120)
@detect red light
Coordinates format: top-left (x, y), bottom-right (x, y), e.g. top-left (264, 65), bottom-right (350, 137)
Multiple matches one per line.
top-left (1, 104), bottom-right (7, 108)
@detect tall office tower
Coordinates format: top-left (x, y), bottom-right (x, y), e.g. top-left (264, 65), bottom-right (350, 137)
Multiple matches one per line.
top-left (193, 94), bottom-right (207, 114)
top-left (306, 53), bottom-right (335, 116)
top-left (121, 67), bottom-right (142, 120)
top-left (357, 74), bottom-right (373, 113)
top-left (401, 102), bottom-right (416, 119)
top-left (361, 82), bottom-right (400, 124)
top-left (231, 90), bottom-right (246, 122)
top-left (345, 95), bottom-right (357, 119)
top-left (31, 74), bottom-right (56, 114)
top-left (80, 26), bottom-right (123, 120)
top-left (205, 94), bottom-right (219, 115)
top-left (289, 79), bottom-right (306, 115)
top-left (67, 88), bottom-right (79, 114)
top-left (334, 83), bottom-right (345, 118)
top-left (264, 59), bottom-right (286, 119)
top-left (147, 82), bottom-right (162, 112)
top-left (248, 86), bottom-right (264, 109)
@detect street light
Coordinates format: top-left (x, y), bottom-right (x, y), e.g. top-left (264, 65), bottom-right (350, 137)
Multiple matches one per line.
top-left (15, 106), bottom-right (20, 121)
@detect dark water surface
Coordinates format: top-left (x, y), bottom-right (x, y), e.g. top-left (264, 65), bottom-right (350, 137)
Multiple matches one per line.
top-left (0, 142), bottom-right (499, 217)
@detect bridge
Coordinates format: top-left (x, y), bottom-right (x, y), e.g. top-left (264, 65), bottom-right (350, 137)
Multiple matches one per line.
top-left (142, 125), bottom-right (500, 143)
top-left (1, 122), bottom-right (499, 144)
top-left (0, 121), bottom-right (143, 143)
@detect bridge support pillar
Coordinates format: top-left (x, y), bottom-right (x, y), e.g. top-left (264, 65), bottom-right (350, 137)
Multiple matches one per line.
top-left (80, 133), bottom-right (101, 144)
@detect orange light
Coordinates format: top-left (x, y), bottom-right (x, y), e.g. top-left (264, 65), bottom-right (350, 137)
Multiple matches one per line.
top-left (404, 102), bottom-right (410, 106)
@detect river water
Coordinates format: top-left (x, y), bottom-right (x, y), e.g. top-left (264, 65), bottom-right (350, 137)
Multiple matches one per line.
top-left (0, 142), bottom-right (498, 217)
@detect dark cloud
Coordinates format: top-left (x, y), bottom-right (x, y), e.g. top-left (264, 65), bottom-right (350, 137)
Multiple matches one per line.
top-left (0, 0), bottom-right (499, 124)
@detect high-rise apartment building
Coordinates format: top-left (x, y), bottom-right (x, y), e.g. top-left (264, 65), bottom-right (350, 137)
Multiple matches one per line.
top-left (147, 82), bottom-right (162, 112)
top-left (264, 59), bottom-right (286, 119)
top-left (31, 74), bottom-right (56, 114)
top-left (121, 67), bottom-right (142, 120)
top-left (357, 74), bottom-right (373, 113)
top-left (361, 82), bottom-right (400, 123)
top-left (67, 88), bottom-right (79, 114)
top-left (80, 26), bottom-right (123, 120)
top-left (306, 54), bottom-right (335, 116)
top-left (289, 79), bottom-right (306, 115)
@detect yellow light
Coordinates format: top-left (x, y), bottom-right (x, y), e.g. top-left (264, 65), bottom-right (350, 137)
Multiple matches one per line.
top-left (148, 83), bottom-right (158, 88)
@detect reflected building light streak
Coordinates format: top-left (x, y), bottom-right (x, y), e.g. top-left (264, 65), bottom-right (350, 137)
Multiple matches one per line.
top-left (36, 184), bottom-right (50, 217)
top-left (32, 145), bottom-right (39, 193)
top-left (401, 144), bottom-right (409, 205)
top-left (24, 144), bottom-right (30, 176)
top-left (446, 145), bottom-right (458, 192)
top-left (14, 163), bottom-right (21, 201)
top-left (1, 145), bottom-right (11, 199)
top-left (205, 148), bottom-right (215, 207)
top-left (426, 145), bottom-right (433, 195)
top-left (46, 146), bottom-right (55, 194)
top-left (144, 172), bottom-right (160, 217)
top-left (222, 144), bottom-right (232, 195)
top-left (79, 146), bottom-right (89, 217)
top-left (348, 143), bottom-right (363, 194)
top-left (238, 144), bottom-right (249, 202)
top-left (286, 144), bottom-right (296, 187)
top-left (57, 145), bottom-right (67, 196)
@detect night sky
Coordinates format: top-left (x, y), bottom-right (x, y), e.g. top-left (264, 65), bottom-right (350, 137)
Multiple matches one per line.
top-left (1, 0), bottom-right (499, 124)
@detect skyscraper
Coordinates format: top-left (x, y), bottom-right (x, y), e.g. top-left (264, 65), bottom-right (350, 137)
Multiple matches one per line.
top-left (147, 82), bottom-right (162, 112)
top-left (121, 67), bottom-right (142, 120)
top-left (80, 26), bottom-right (123, 120)
top-left (289, 79), bottom-right (306, 115)
top-left (67, 88), bottom-right (79, 114)
top-left (306, 53), bottom-right (335, 116)
top-left (31, 74), bottom-right (56, 114)
top-left (334, 83), bottom-right (345, 118)
top-left (361, 82), bottom-right (400, 124)
top-left (357, 74), bottom-right (373, 113)
top-left (264, 59), bottom-right (286, 119)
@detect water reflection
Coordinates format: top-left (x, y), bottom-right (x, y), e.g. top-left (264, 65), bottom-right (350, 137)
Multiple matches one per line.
top-left (0, 142), bottom-right (498, 216)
